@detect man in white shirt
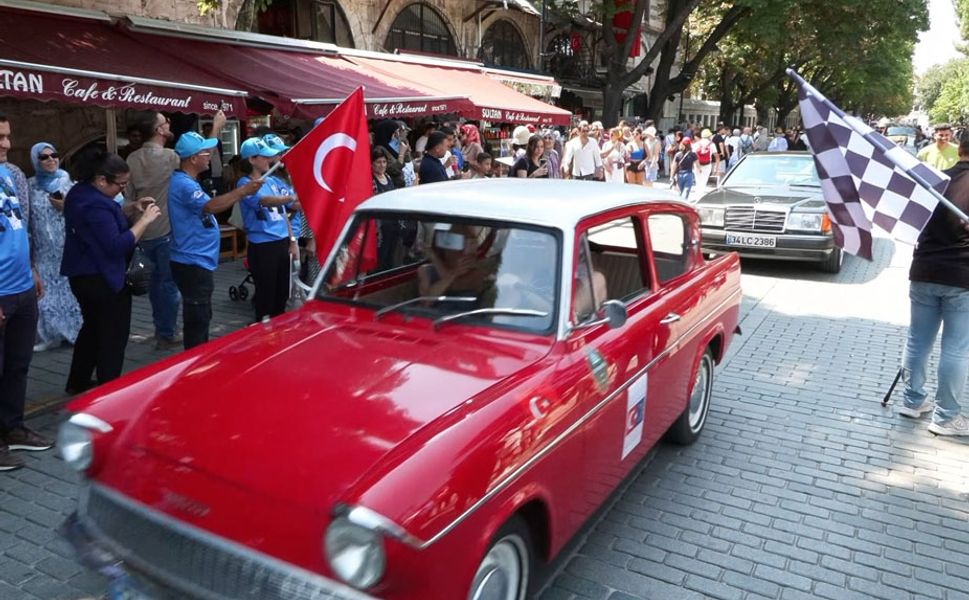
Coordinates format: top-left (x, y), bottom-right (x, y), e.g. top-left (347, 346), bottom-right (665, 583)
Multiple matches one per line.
top-left (561, 121), bottom-right (603, 180)
top-left (768, 127), bottom-right (789, 152)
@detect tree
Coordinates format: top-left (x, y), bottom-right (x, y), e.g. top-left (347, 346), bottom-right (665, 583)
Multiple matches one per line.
top-left (929, 61), bottom-right (969, 123)
top-left (693, 0), bottom-right (925, 125)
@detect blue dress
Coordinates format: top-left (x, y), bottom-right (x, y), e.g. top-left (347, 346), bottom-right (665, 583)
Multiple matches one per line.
top-left (27, 173), bottom-right (81, 346)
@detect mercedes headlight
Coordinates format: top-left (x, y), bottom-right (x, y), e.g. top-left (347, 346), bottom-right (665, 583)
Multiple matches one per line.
top-left (787, 212), bottom-right (824, 232)
top-left (57, 421), bottom-right (93, 472)
top-left (325, 517), bottom-right (385, 588)
top-left (697, 206), bottom-right (725, 227)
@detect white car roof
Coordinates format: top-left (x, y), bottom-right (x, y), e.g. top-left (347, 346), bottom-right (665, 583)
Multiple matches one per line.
top-left (357, 179), bottom-right (689, 229)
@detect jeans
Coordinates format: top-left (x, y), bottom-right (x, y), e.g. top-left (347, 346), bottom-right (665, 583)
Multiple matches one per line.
top-left (171, 262), bottom-right (214, 351)
top-left (67, 276), bottom-right (131, 392)
top-left (0, 288), bottom-right (38, 431)
top-left (902, 281), bottom-right (969, 422)
top-left (139, 236), bottom-right (180, 340)
top-left (676, 171), bottom-right (694, 200)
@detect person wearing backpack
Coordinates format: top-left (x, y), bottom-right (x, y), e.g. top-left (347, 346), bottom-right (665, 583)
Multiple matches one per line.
top-left (694, 129), bottom-right (719, 194)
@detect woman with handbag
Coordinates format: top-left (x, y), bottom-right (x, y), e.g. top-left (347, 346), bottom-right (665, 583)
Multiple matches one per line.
top-left (61, 151), bottom-right (160, 394)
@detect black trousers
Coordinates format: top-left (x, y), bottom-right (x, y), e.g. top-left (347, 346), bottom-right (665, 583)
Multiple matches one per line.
top-left (247, 238), bottom-right (290, 322)
top-left (67, 276), bottom-right (131, 392)
top-left (0, 287), bottom-right (38, 431)
top-left (171, 262), bottom-right (214, 351)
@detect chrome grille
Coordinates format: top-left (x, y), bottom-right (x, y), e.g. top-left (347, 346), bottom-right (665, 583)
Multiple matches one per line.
top-left (724, 207), bottom-right (786, 233)
top-left (80, 484), bottom-right (375, 600)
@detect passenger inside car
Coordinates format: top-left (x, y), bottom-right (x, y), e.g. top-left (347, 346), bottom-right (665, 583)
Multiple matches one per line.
top-left (417, 224), bottom-right (495, 302)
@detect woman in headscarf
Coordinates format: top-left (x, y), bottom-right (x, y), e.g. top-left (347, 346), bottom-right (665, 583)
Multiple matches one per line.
top-left (372, 120), bottom-right (413, 189)
top-left (27, 142), bottom-right (81, 351)
top-left (459, 124), bottom-right (483, 168)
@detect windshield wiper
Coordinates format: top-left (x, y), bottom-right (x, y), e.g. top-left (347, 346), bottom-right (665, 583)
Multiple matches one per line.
top-left (374, 296), bottom-right (476, 320)
top-left (432, 308), bottom-right (550, 330)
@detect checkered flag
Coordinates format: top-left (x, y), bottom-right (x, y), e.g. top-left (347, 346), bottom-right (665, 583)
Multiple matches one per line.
top-left (789, 69), bottom-right (948, 260)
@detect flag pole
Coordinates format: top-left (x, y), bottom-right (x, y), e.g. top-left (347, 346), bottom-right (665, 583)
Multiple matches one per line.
top-left (787, 68), bottom-right (969, 225)
top-left (261, 159), bottom-right (285, 180)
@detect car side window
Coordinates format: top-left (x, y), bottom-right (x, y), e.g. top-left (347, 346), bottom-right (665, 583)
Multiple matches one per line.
top-left (647, 213), bottom-right (690, 284)
top-left (579, 217), bottom-right (650, 314)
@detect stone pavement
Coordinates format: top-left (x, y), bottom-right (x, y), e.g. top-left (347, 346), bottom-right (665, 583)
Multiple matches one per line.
top-left (4, 238), bottom-right (969, 599)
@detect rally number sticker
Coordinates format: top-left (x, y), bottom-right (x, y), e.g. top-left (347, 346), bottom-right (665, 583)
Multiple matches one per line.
top-left (621, 373), bottom-right (647, 460)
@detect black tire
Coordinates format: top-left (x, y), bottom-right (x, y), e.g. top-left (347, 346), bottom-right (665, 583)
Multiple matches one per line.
top-left (666, 348), bottom-right (714, 445)
top-left (228, 286), bottom-right (239, 301)
top-left (819, 247), bottom-right (843, 273)
top-left (238, 285), bottom-right (249, 300)
top-left (467, 516), bottom-right (533, 600)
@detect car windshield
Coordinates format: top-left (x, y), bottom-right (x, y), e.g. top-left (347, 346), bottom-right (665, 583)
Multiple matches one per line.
top-left (887, 126), bottom-right (915, 137)
top-left (723, 154), bottom-right (820, 188)
top-left (316, 213), bottom-right (560, 333)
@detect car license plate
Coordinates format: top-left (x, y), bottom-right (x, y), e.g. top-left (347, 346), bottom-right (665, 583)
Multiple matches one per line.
top-left (724, 233), bottom-right (777, 248)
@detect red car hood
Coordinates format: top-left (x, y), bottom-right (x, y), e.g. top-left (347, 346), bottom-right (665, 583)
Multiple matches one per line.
top-left (123, 308), bottom-right (549, 511)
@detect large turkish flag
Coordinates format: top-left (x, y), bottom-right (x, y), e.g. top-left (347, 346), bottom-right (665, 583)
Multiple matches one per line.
top-left (282, 87), bottom-right (371, 264)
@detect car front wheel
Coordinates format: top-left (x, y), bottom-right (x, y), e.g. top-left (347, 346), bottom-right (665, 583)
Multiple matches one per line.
top-left (666, 348), bottom-right (714, 445)
top-left (468, 517), bottom-right (532, 600)
top-left (819, 247), bottom-right (843, 273)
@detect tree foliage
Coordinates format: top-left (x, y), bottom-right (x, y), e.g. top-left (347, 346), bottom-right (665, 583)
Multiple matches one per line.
top-left (693, 0), bottom-right (925, 125)
top-left (928, 60), bottom-right (969, 122)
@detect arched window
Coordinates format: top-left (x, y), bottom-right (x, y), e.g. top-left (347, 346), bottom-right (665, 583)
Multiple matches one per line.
top-left (385, 3), bottom-right (457, 56)
top-left (252, 0), bottom-right (354, 47)
top-left (479, 20), bottom-right (529, 69)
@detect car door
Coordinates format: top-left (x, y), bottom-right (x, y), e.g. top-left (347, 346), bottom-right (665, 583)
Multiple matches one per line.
top-left (640, 208), bottom-right (706, 441)
top-left (563, 211), bottom-right (676, 513)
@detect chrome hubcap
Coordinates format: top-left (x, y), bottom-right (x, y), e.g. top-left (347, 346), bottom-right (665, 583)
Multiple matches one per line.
top-left (688, 355), bottom-right (712, 431)
top-left (469, 536), bottom-right (527, 600)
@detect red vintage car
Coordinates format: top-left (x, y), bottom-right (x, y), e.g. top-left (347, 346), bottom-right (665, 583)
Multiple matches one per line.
top-left (59, 179), bottom-right (742, 600)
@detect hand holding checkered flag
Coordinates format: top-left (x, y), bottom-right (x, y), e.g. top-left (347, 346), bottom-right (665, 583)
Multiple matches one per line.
top-left (789, 69), bottom-right (954, 260)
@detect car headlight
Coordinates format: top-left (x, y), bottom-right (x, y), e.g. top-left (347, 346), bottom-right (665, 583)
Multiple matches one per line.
top-left (57, 421), bottom-right (93, 472)
top-left (324, 517), bottom-right (385, 589)
top-left (787, 212), bottom-right (825, 232)
top-left (697, 206), bottom-right (724, 227)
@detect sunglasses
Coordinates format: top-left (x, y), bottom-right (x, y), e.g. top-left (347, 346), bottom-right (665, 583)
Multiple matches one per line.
top-left (38, 153), bottom-right (59, 161)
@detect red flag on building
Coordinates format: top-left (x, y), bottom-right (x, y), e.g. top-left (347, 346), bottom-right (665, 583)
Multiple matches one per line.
top-left (281, 87), bottom-right (371, 264)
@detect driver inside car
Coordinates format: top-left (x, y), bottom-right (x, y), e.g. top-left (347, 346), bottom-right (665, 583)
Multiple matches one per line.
top-left (418, 224), bottom-right (494, 302)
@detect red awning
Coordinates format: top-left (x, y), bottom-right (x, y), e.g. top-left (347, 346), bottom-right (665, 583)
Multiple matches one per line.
top-left (345, 56), bottom-right (572, 126)
top-left (126, 30), bottom-right (468, 121)
top-left (0, 7), bottom-right (247, 116)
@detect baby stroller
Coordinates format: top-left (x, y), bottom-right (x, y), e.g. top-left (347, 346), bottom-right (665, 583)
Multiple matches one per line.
top-left (227, 258), bottom-right (253, 301)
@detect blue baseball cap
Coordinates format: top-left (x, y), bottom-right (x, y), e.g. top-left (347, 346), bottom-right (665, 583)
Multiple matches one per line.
top-left (239, 137), bottom-right (280, 160)
top-left (261, 134), bottom-right (290, 152)
top-left (175, 131), bottom-right (218, 159)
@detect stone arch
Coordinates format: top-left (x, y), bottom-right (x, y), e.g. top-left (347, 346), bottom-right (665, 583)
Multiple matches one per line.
top-left (231, 0), bottom-right (361, 47)
top-left (375, 0), bottom-right (460, 57)
top-left (478, 18), bottom-right (530, 69)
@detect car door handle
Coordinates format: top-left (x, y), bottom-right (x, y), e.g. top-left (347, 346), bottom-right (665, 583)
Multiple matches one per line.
top-left (660, 312), bottom-right (681, 325)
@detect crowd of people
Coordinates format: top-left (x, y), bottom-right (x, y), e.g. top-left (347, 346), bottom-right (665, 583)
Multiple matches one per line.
top-left (3, 106), bottom-right (930, 470)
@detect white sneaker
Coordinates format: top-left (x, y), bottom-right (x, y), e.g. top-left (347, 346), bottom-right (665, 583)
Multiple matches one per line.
top-left (898, 402), bottom-right (934, 419)
top-left (928, 414), bottom-right (969, 437)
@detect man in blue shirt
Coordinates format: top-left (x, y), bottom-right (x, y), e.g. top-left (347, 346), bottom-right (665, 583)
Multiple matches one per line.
top-left (0, 115), bottom-right (51, 471)
top-left (419, 131), bottom-right (451, 185)
top-left (168, 132), bottom-right (261, 350)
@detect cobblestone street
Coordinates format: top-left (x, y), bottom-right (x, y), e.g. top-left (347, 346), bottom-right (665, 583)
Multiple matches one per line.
top-left (4, 238), bottom-right (969, 600)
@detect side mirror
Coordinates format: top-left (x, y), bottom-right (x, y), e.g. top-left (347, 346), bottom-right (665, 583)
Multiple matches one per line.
top-left (600, 300), bottom-right (628, 328)
top-left (573, 299), bottom-right (627, 332)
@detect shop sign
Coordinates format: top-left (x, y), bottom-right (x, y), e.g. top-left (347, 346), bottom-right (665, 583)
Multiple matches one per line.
top-left (0, 67), bottom-right (240, 116)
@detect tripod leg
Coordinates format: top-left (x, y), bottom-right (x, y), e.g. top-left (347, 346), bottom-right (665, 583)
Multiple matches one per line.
top-left (881, 367), bottom-right (904, 406)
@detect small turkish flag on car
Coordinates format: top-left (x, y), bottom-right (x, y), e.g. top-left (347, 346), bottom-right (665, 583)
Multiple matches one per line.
top-left (282, 87), bottom-right (372, 265)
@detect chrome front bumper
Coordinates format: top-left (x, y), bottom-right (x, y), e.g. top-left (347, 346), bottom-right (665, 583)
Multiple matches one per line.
top-left (61, 483), bottom-right (376, 600)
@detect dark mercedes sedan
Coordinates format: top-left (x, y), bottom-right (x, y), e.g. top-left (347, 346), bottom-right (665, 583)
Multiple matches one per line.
top-left (694, 151), bottom-right (843, 273)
